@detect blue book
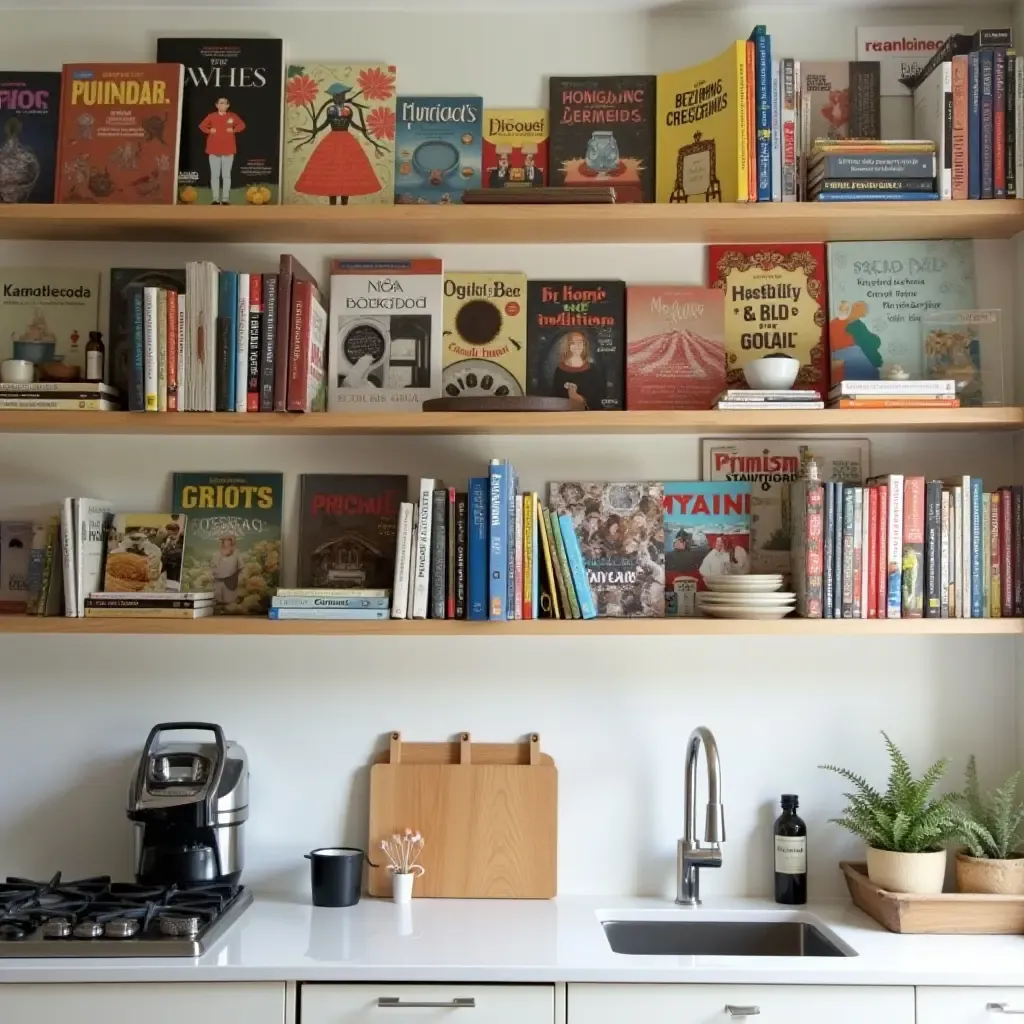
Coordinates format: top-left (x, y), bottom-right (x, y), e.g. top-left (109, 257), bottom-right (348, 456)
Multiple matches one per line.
top-left (815, 192), bottom-right (940, 201)
top-left (467, 477), bottom-right (488, 620)
top-left (810, 153), bottom-right (936, 178)
top-left (506, 463), bottom-right (518, 620)
top-left (969, 52), bottom-right (982, 199)
top-left (970, 477), bottom-right (984, 618)
top-left (488, 459), bottom-right (507, 621)
top-left (218, 271), bottom-right (239, 410)
top-left (981, 49), bottom-right (995, 198)
top-left (558, 515), bottom-right (597, 620)
top-left (271, 596), bottom-right (390, 609)
top-left (749, 26), bottom-right (772, 202)
top-left (0, 72), bottom-right (61, 203)
top-left (126, 285), bottom-right (145, 412)
top-left (268, 608), bottom-right (389, 620)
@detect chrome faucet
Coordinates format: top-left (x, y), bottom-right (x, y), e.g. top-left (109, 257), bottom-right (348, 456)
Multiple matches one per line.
top-left (676, 726), bottom-right (725, 906)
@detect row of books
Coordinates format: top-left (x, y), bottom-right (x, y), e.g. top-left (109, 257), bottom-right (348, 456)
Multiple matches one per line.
top-left (790, 470), bottom-right (1024, 619)
top-left (807, 139), bottom-right (941, 204)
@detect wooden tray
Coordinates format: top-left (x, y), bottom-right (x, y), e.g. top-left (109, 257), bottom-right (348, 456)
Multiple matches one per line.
top-left (421, 396), bottom-right (574, 413)
top-left (842, 861), bottom-right (1024, 934)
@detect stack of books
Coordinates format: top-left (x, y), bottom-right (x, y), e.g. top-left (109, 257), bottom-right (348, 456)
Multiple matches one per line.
top-left (807, 139), bottom-right (938, 202)
top-left (83, 592), bottom-right (214, 619)
top-left (828, 379), bottom-right (959, 409)
top-left (269, 589), bottom-right (391, 621)
top-left (0, 382), bottom-right (120, 411)
top-left (715, 389), bottom-right (825, 411)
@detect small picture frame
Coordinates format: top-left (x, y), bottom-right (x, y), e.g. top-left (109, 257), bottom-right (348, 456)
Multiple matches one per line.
top-left (920, 309), bottom-right (1005, 407)
top-left (669, 132), bottom-right (722, 204)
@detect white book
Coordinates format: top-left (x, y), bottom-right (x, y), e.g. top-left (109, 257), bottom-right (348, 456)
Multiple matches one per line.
top-left (913, 61), bottom-right (952, 199)
top-left (771, 59), bottom-right (782, 203)
top-left (952, 486), bottom-right (963, 617)
top-left (940, 490), bottom-right (951, 619)
top-left (157, 288), bottom-right (168, 412)
top-left (860, 487), bottom-right (870, 619)
top-left (177, 304), bottom-right (187, 412)
top-left (829, 379), bottom-right (955, 398)
top-left (61, 498), bottom-right (77, 617)
top-left (411, 480), bottom-right (435, 619)
top-left (143, 286), bottom-right (160, 411)
top-left (390, 502), bottom-right (415, 620)
top-left (236, 273), bottom-right (250, 412)
top-left (407, 505), bottom-right (419, 617)
top-left (884, 475), bottom-right (904, 619)
top-left (1017, 59), bottom-right (1024, 199)
top-left (185, 261), bottom-right (219, 412)
top-left (514, 494), bottom-right (524, 620)
top-left (945, 475), bottom-right (972, 618)
top-left (75, 499), bottom-right (113, 617)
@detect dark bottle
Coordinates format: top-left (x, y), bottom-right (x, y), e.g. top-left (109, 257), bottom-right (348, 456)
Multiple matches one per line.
top-left (85, 331), bottom-right (105, 384)
top-left (774, 794), bottom-right (807, 905)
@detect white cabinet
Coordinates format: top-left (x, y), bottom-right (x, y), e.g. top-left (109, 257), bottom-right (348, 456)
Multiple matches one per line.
top-left (568, 983), bottom-right (914, 1023)
top-left (300, 983), bottom-right (554, 1024)
top-left (918, 987), bottom-right (1024, 1023)
top-left (0, 982), bottom-right (287, 1023)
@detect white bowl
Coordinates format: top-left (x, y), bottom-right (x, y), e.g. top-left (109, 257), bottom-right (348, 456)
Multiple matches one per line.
top-left (743, 356), bottom-right (800, 390)
top-left (1, 358), bottom-right (34, 384)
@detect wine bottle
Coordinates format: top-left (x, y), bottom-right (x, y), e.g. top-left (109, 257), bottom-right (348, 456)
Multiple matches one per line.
top-left (774, 793), bottom-right (807, 905)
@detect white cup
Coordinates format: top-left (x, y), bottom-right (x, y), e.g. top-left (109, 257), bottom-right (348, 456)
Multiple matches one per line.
top-left (1, 359), bottom-right (34, 384)
top-left (389, 865), bottom-right (424, 904)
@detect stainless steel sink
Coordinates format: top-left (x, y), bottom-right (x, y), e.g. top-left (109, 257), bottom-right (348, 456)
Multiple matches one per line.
top-left (602, 919), bottom-right (852, 957)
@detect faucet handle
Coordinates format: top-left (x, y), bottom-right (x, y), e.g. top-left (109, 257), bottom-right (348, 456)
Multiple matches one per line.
top-left (705, 802), bottom-right (726, 844)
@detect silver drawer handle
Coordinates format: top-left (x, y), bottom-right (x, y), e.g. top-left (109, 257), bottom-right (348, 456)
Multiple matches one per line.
top-left (378, 997), bottom-right (476, 1009)
top-left (725, 1006), bottom-right (761, 1017)
top-left (988, 1005), bottom-right (1024, 1015)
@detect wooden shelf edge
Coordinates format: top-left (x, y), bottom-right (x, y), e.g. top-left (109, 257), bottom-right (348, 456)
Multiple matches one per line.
top-left (1, 408), bottom-right (1020, 436)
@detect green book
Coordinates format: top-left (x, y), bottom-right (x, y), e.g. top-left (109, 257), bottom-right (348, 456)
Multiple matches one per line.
top-left (548, 509), bottom-right (581, 619)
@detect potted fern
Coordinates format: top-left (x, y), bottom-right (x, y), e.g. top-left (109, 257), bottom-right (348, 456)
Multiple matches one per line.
top-left (821, 732), bottom-right (960, 894)
top-left (953, 757), bottom-right (1024, 895)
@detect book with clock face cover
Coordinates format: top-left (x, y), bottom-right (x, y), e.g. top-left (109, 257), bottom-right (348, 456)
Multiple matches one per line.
top-left (0, 72), bottom-right (62, 203)
top-left (708, 243), bottom-right (829, 399)
top-left (156, 37), bottom-right (283, 206)
top-left (394, 95), bottom-right (482, 204)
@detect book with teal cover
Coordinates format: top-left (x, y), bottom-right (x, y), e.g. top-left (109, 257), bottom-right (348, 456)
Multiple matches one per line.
top-left (827, 241), bottom-right (976, 382)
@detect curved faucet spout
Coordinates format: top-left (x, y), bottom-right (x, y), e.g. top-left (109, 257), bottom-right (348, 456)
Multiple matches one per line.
top-left (677, 726), bottom-right (725, 906)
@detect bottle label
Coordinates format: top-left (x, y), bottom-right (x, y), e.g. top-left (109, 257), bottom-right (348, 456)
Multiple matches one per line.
top-left (86, 351), bottom-right (103, 382)
top-left (775, 836), bottom-right (807, 875)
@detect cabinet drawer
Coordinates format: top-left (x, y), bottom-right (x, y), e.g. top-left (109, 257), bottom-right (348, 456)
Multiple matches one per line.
top-left (918, 987), bottom-right (1024, 1023)
top-left (300, 983), bottom-right (554, 1024)
top-left (569, 983), bottom-right (913, 1023)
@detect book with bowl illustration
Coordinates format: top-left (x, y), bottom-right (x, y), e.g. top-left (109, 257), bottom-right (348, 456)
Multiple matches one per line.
top-left (104, 513), bottom-right (187, 593)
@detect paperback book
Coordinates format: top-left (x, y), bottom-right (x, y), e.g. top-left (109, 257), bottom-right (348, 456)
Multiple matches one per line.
top-left (483, 108), bottom-right (548, 187)
top-left (394, 95), bottom-right (482, 204)
top-left (104, 513), bottom-right (186, 593)
top-left (0, 71), bottom-right (62, 203)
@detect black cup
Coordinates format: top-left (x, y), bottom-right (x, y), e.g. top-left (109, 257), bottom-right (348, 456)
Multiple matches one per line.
top-left (305, 847), bottom-right (368, 908)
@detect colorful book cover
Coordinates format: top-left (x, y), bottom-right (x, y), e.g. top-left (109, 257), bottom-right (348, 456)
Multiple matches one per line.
top-left (702, 438), bottom-right (869, 575)
top-left (394, 95), bottom-right (481, 204)
top-left (488, 460), bottom-right (508, 621)
top-left (827, 240), bottom-right (976, 382)
top-left (467, 477), bottom-right (487, 621)
top-left (0, 72), bottom-right (62, 203)
top-left (790, 475), bottom-right (824, 618)
top-left (157, 38), bottom-right (283, 206)
top-left (558, 514), bottom-right (598, 619)
top-left (104, 513), bottom-right (186, 593)
top-left (284, 63), bottom-right (397, 206)
top-left (55, 63), bottom-right (183, 204)
top-left (328, 258), bottom-right (443, 411)
top-left (0, 268), bottom-right (100, 379)
top-left (443, 272), bottom-right (526, 398)
top-left (902, 476), bottom-right (925, 618)
top-left (526, 279), bottom-right (624, 410)
top-left (296, 474), bottom-right (406, 591)
top-left (625, 286), bottom-right (725, 411)
top-left (483, 108), bottom-right (548, 187)
top-left (663, 482), bottom-right (752, 618)
top-left (549, 75), bottom-right (655, 203)
top-left (708, 242), bottom-right (829, 398)
top-left (548, 481), bottom-right (665, 617)
top-left (172, 472), bottom-right (283, 615)
top-left (800, 61), bottom-right (881, 147)
top-left (656, 44), bottom-right (747, 203)
top-left (749, 26), bottom-right (772, 202)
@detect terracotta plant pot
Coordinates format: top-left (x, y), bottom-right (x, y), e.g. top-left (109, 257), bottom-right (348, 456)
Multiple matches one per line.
top-left (956, 853), bottom-right (1024, 895)
top-left (866, 846), bottom-right (947, 894)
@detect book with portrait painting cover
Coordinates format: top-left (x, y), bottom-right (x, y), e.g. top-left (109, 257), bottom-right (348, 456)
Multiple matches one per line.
top-left (156, 38), bottom-right (283, 206)
top-left (526, 279), bottom-right (624, 410)
top-left (283, 63), bottom-right (397, 206)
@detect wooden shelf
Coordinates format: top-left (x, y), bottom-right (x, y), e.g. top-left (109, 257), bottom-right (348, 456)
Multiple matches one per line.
top-left (0, 617), bottom-right (1018, 636)
top-left (1, 407), bottom-right (1020, 436)
top-left (0, 201), bottom-right (1022, 244)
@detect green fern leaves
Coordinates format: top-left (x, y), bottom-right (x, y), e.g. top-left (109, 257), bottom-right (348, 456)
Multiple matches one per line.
top-left (953, 756), bottom-right (1024, 860)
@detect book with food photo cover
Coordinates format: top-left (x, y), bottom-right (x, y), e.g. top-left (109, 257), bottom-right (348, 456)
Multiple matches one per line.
top-left (104, 513), bottom-right (187, 592)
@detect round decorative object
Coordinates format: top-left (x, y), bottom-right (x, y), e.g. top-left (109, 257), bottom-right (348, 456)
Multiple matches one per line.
top-left (412, 140), bottom-right (460, 183)
top-left (440, 358), bottom-right (523, 399)
top-left (454, 299), bottom-right (503, 346)
top-left (866, 846), bottom-right (947, 894)
top-left (956, 853), bottom-right (1024, 895)
top-left (743, 355), bottom-right (800, 391)
top-left (0, 117), bottom-right (40, 203)
top-left (422, 395), bottom-right (574, 413)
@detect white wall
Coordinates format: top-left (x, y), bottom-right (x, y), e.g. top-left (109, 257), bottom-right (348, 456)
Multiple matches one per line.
top-left (0, 3), bottom-right (1018, 902)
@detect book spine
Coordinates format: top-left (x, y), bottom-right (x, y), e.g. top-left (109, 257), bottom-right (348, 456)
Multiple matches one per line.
top-left (861, 482), bottom-right (872, 619)
top-left (531, 492), bottom-right (539, 619)
top-left (235, 273), bottom-right (249, 412)
top-left (970, 478), bottom-right (984, 616)
top-left (446, 486), bottom-right (456, 620)
top-left (259, 274), bottom-right (277, 413)
top-left (156, 288), bottom-right (168, 412)
top-left (550, 509), bottom-right (580, 619)
top-left (850, 60), bottom-right (882, 138)
top-left (467, 477), bottom-right (488, 621)
top-left (960, 481), bottom-right (971, 618)
top-left (983, 492), bottom-right (992, 617)
top-left (274, 265), bottom-right (292, 412)
top-left (991, 492), bottom-right (1002, 617)
top-left (952, 55), bottom-right (970, 199)
top-left (166, 289), bottom-right (178, 411)
top-left (559, 515), bottom-right (597, 619)
top-left (268, 608), bottom-right (387, 621)
top-left (455, 492), bottom-right (467, 620)
top-left (902, 477), bottom-right (925, 619)
top-left (841, 486), bottom-right (855, 618)
top-left (833, 482), bottom-right (844, 617)
top-left (793, 480), bottom-right (823, 618)
top-left (1001, 487), bottom-right (1014, 615)
top-left (1014, 486), bottom-right (1023, 615)
top-left (886, 474), bottom-right (904, 619)
top-left (522, 493), bottom-right (534, 621)
top-left (851, 486), bottom-right (863, 619)
top-left (1016, 56), bottom-right (1024, 200)
top-left (536, 505), bottom-right (561, 618)
top-left (924, 481), bottom-right (942, 617)
top-left (744, 40), bottom-right (755, 203)
top-left (867, 485), bottom-right (879, 619)
top-left (752, 28), bottom-right (771, 202)
top-left (952, 486), bottom-right (963, 617)
top-left (514, 494), bottom-right (524, 620)
top-left (0, 398), bottom-right (119, 411)
top-left (176, 290), bottom-right (186, 412)
top-left (781, 58), bottom-right (798, 202)
top-left (811, 154), bottom-right (936, 177)
top-left (942, 62), bottom-right (954, 199)
top-left (488, 461), bottom-right (507, 621)
top-left (996, 49), bottom-right (1008, 196)
top-left (830, 398), bottom-right (960, 408)
top-left (969, 51), bottom-right (983, 199)
top-left (430, 488), bottom-right (447, 620)
top-left (982, 49), bottom-right (995, 198)
top-left (411, 479), bottom-right (434, 620)
top-left (874, 483), bottom-right (888, 620)
top-left (822, 482), bottom-right (835, 618)
top-left (127, 287), bottom-right (144, 412)
top-left (813, 178), bottom-right (937, 193)
top-left (215, 315), bottom-right (231, 412)
top-left (390, 502), bottom-right (414, 620)
top-left (1008, 53), bottom-right (1017, 197)
top-left (247, 274), bottom-right (263, 412)
top-left (506, 466), bottom-right (517, 620)
top-left (771, 58), bottom-right (782, 202)
top-left (940, 489), bottom-right (951, 618)
top-left (143, 286), bottom-right (159, 412)
top-left (286, 280), bottom-right (312, 412)
top-left (272, 595), bottom-right (390, 610)
top-left (813, 192), bottom-right (939, 201)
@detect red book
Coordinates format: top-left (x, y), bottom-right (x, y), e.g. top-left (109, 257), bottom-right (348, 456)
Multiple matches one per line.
top-left (902, 477), bottom-right (925, 619)
top-left (274, 254), bottom-right (318, 412)
top-left (286, 279), bottom-right (327, 413)
top-left (55, 63), bottom-right (183, 205)
top-left (746, 41), bottom-right (756, 202)
top-left (708, 243), bottom-right (829, 399)
top-left (166, 289), bottom-right (178, 411)
top-left (876, 482), bottom-right (888, 619)
top-left (1014, 486), bottom-right (1023, 616)
top-left (951, 55), bottom-right (970, 200)
top-left (1000, 485), bottom-right (1014, 616)
top-left (867, 485), bottom-right (879, 619)
top-left (247, 274), bottom-right (263, 412)
top-left (995, 50), bottom-right (1008, 197)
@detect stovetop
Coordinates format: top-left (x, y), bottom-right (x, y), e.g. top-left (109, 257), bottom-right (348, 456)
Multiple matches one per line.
top-left (0, 874), bottom-right (252, 957)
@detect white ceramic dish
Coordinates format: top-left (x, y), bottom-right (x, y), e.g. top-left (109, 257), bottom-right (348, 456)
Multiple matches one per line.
top-left (0, 358), bottom-right (34, 384)
top-left (700, 605), bottom-right (796, 620)
top-left (699, 592), bottom-right (796, 605)
top-left (704, 576), bottom-right (785, 593)
top-left (743, 356), bottom-right (800, 390)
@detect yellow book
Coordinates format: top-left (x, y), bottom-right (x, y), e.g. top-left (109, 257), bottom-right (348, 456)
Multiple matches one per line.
top-left (522, 492), bottom-right (534, 618)
top-left (536, 503), bottom-right (561, 619)
top-left (656, 41), bottom-right (749, 203)
top-left (483, 108), bottom-right (549, 187)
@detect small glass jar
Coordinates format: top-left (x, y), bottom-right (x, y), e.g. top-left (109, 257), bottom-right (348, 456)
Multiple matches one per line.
top-left (585, 131), bottom-right (620, 172)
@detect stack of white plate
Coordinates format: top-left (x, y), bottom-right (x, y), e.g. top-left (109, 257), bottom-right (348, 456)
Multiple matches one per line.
top-left (699, 575), bottom-right (795, 620)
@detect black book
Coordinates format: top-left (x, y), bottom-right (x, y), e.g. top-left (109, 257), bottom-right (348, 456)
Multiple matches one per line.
top-left (849, 62), bottom-right (881, 139)
top-left (1009, 54), bottom-right (1018, 198)
top-left (924, 480), bottom-right (943, 619)
top-left (430, 488), bottom-right (447, 619)
top-left (0, 71), bottom-right (61, 203)
top-left (454, 492), bottom-right (468, 620)
top-left (215, 316), bottom-right (232, 411)
top-left (259, 274), bottom-right (278, 412)
top-left (1014, 486), bottom-right (1023, 617)
top-left (902, 29), bottom-right (1014, 90)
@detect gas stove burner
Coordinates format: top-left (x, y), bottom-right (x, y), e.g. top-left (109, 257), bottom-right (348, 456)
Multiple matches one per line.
top-left (104, 918), bottom-right (141, 940)
top-left (158, 914), bottom-right (201, 938)
top-left (0, 921), bottom-right (28, 941)
top-left (41, 918), bottom-right (72, 939)
top-left (72, 921), bottom-right (104, 939)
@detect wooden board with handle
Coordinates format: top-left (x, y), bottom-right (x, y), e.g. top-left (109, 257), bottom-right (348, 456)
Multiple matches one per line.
top-left (368, 732), bottom-right (557, 899)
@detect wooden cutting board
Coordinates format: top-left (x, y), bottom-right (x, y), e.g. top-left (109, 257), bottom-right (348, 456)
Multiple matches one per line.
top-left (368, 731), bottom-right (557, 899)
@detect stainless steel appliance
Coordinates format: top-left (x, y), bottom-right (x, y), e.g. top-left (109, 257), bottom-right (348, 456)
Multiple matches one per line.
top-left (128, 722), bottom-right (248, 887)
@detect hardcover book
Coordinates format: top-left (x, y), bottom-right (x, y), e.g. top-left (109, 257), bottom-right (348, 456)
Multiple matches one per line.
top-left (394, 95), bottom-right (482, 204)
top-left (172, 472), bottom-right (283, 615)
top-left (708, 243), bottom-right (829, 398)
top-left (0, 72), bottom-right (62, 203)
top-left (800, 61), bottom-right (882, 147)
top-left (156, 38), bottom-right (284, 206)
top-left (0, 521), bottom-right (32, 613)
top-left (483, 108), bottom-right (548, 188)
top-left (702, 438), bottom-right (869, 575)
top-left (443, 272), bottom-right (527, 398)
top-left (549, 75), bottom-right (655, 203)
top-left (526, 279), bottom-right (625, 410)
top-left (827, 240), bottom-right (976, 381)
top-left (296, 474), bottom-right (407, 591)
top-left (327, 258), bottom-right (443, 411)
top-left (663, 482), bottom-right (752, 617)
top-left (104, 513), bottom-right (186, 593)
top-left (625, 286), bottom-right (725, 410)
top-left (548, 481), bottom-right (665, 617)
top-left (284, 63), bottom-right (397, 206)
top-left (55, 63), bottom-right (184, 204)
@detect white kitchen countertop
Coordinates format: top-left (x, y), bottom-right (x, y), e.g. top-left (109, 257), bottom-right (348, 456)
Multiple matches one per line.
top-left (0, 895), bottom-right (1021, 986)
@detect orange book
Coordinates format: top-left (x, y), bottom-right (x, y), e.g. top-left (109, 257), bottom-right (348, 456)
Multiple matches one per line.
top-left (56, 63), bottom-right (184, 205)
top-left (951, 55), bottom-right (970, 201)
top-left (830, 398), bottom-right (961, 409)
